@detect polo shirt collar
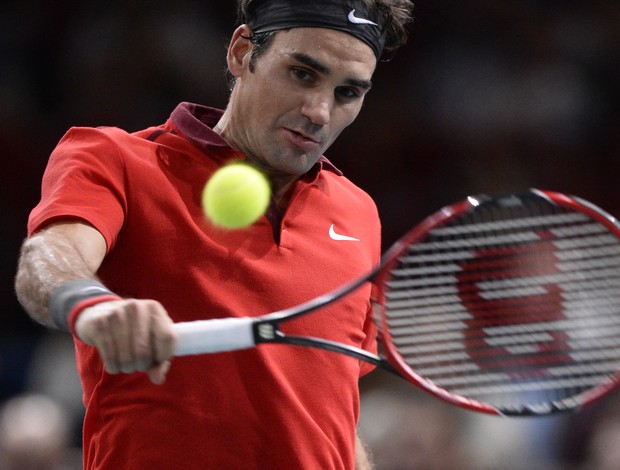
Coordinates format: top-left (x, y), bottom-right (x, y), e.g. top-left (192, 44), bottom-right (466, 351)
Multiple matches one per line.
top-left (170, 102), bottom-right (229, 149)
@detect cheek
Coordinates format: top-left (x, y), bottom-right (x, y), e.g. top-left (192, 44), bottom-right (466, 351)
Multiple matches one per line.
top-left (333, 105), bottom-right (363, 134)
top-left (250, 79), bottom-right (291, 120)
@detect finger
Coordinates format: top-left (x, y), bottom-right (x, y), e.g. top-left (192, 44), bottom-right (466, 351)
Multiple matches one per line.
top-left (78, 304), bottom-right (123, 375)
top-left (109, 302), bottom-right (134, 374)
top-left (121, 300), bottom-right (174, 376)
top-left (151, 312), bottom-right (178, 365)
top-left (145, 313), bottom-right (177, 385)
top-left (127, 302), bottom-right (155, 372)
top-left (117, 300), bottom-right (162, 373)
top-left (94, 315), bottom-right (121, 375)
top-left (147, 360), bottom-right (171, 385)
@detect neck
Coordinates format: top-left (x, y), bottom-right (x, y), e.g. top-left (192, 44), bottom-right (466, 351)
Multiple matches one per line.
top-left (271, 177), bottom-right (297, 211)
top-left (213, 111), bottom-right (298, 210)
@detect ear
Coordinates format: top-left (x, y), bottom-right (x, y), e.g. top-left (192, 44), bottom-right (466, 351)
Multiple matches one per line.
top-left (227, 25), bottom-right (254, 79)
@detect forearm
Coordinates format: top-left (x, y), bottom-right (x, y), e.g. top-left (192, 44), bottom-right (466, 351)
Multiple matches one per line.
top-left (15, 223), bottom-right (176, 384)
top-left (15, 224), bottom-right (105, 328)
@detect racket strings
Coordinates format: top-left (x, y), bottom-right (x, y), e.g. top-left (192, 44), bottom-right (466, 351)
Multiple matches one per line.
top-left (383, 198), bottom-right (620, 413)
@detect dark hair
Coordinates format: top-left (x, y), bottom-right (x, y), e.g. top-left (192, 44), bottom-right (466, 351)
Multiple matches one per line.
top-left (225, 0), bottom-right (414, 88)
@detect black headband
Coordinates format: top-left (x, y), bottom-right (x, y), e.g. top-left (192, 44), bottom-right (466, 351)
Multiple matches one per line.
top-left (246, 0), bottom-right (387, 59)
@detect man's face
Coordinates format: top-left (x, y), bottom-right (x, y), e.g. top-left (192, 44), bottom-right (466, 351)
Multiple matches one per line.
top-left (226, 26), bottom-right (377, 179)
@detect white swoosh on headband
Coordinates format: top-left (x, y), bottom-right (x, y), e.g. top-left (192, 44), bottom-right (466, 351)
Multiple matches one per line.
top-left (347, 9), bottom-right (379, 26)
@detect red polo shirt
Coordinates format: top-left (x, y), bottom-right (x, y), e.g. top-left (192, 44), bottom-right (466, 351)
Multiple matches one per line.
top-left (28, 102), bottom-right (380, 470)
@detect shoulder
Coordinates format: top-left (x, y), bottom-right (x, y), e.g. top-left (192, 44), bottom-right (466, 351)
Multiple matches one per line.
top-left (52, 126), bottom-right (135, 162)
top-left (319, 169), bottom-right (379, 217)
top-left (51, 124), bottom-right (171, 168)
top-left (57, 125), bottom-right (162, 149)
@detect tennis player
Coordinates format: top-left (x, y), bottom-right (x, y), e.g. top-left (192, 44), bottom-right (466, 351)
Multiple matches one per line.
top-left (15, 1), bottom-right (414, 468)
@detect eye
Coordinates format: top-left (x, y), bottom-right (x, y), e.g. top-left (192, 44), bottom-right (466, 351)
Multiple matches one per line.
top-left (291, 67), bottom-right (315, 83)
top-left (335, 86), bottom-right (362, 101)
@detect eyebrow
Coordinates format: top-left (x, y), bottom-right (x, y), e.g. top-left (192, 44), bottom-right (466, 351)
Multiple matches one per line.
top-left (290, 52), bottom-right (373, 91)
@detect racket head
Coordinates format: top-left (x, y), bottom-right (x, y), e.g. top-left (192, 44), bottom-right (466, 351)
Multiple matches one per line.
top-left (376, 189), bottom-right (620, 416)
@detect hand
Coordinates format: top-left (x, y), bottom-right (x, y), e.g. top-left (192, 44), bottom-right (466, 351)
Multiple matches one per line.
top-left (74, 299), bottom-right (178, 384)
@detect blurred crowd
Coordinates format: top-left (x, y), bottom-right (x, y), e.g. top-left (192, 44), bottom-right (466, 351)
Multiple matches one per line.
top-left (1, 1), bottom-right (619, 468)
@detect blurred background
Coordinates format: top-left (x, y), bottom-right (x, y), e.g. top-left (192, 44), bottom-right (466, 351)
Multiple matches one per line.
top-left (1, 0), bottom-right (619, 468)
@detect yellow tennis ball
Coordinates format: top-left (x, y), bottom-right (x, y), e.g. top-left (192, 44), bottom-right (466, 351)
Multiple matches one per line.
top-left (202, 163), bottom-right (271, 229)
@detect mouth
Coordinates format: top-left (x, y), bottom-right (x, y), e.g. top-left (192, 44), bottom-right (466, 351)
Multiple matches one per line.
top-left (283, 128), bottom-right (321, 152)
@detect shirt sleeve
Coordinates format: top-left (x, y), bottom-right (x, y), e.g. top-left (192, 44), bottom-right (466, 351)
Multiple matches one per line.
top-left (28, 127), bottom-right (128, 252)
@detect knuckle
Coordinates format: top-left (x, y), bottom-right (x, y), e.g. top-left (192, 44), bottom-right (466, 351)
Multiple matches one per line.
top-left (157, 330), bottom-right (178, 354)
top-left (119, 363), bottom-right (137, 374)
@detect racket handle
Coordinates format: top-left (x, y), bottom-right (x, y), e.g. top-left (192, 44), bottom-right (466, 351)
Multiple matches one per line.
top-left (172, 317), bottom-right (256, 356)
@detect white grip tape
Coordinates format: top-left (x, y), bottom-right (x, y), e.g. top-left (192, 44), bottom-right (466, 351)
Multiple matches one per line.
top-left (172, 317), bottom-right (256, 356)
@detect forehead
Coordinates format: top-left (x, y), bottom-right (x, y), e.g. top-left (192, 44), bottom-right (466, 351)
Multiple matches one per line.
top-left (266, 27), bottom-right (377, 75)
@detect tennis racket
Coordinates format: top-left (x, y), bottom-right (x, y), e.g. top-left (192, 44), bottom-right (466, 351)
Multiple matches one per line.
top-left (172, 189), bottom-right (620, 416)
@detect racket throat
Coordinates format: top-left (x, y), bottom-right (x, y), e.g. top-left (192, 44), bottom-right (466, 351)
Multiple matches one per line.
top-left (253, 321), bottom-right (389, 369)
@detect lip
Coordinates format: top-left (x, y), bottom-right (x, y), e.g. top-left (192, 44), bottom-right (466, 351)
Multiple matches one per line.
top-left (283, 128), bottom-right (321, 152)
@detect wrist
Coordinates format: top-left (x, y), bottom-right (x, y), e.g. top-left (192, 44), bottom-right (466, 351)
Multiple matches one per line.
top-left (49, 279), bottom-right (121, 335)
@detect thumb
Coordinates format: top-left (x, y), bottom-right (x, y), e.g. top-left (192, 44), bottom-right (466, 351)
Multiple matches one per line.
top-left (147, 360), bottom-right (171, 385)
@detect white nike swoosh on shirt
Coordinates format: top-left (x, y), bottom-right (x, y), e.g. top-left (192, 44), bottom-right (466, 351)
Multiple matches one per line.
top-left (329, 224), bottom-right (360, 241)
top-left (347, 9), bottom-right (379, 26)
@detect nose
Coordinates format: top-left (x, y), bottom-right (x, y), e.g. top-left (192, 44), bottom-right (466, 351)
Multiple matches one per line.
top-left (300, 92), bottom-right (331, 126)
